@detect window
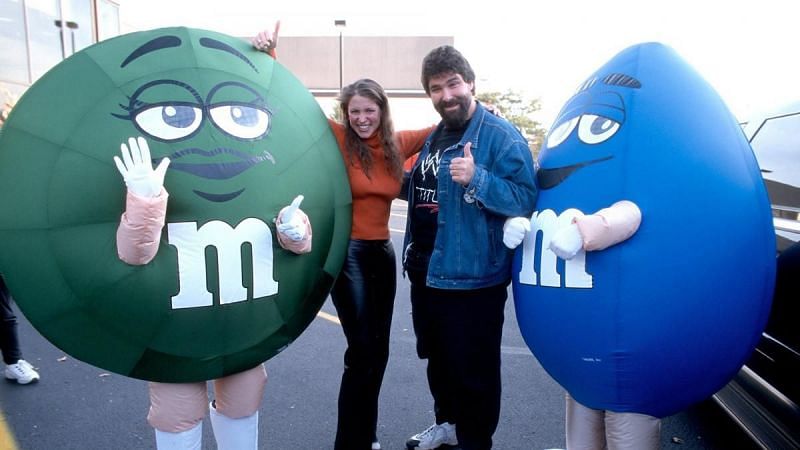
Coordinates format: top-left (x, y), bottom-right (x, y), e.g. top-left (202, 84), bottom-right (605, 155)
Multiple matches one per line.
top-left (3, 0), bottom-right (117, 86)
top-left (95, 0), bottom-right (118, 42)
top-left (26, 0), bottom-right (63, 79)
top-left (60, 0), bottom-right (92, 54)
top-left (750, 112), bottom-right (800, 212)
top-left (0, 0), bottom-right (29, 83)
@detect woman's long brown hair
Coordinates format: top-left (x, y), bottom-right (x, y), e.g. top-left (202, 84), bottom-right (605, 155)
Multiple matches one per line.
top-left (338, 79), bottom-right (403, 180)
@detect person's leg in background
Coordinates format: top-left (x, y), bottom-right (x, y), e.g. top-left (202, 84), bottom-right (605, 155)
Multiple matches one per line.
top-left (0, 275), bottom-right (39, 385)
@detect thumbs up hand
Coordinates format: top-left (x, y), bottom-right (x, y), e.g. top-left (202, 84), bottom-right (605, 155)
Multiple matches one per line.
top-left (449, 141), bottom-right (475, 186)
top-left (277, 195), bottom-right (307, 241)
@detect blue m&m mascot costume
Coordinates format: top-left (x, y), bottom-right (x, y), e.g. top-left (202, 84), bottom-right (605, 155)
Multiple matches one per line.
top-left (502, 42), bottom-right (775, 449)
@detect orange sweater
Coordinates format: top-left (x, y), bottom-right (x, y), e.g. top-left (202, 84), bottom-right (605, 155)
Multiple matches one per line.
top-left (329, 120), bottom-right (433, 240)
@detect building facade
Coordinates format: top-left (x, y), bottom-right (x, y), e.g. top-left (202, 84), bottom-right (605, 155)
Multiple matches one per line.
top-left (275, 35), bottom-right (451, 127)
top-left (0, 0), bottom-right (120, 108)
top-left (1, 4), bottom-right (448, 129)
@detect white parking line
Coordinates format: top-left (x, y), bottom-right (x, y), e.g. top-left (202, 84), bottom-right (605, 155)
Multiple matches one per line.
top-left (391, 335), bottom-right (532, 357)
top-left (316, 310), bottom-right (341, 325)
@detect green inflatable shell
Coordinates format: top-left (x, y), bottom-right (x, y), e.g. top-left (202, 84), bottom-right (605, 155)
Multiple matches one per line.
top-left (0, 27), bottom-right (351, 382)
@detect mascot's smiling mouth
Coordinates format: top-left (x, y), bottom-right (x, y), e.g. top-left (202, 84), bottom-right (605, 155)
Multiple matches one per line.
top-left (537, 155), bottom-right (613, 190)
top-left (154, 146), bottom-right (276, 202)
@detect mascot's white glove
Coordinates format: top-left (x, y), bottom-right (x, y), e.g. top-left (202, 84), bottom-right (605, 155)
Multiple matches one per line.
top-left (113, 137), bottom-right (170, 198)
top-left (502, 217), bottom-right (531, 249)
top-left (549, 222), bottom-right (584, 260)
top-left (277, 195), bottom-right (306, 242)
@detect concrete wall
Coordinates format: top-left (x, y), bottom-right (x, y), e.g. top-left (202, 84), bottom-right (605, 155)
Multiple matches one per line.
top-left (276, 36), bottom-right (453, 95)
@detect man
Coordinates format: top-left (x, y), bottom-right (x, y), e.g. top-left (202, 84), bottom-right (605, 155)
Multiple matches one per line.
top-left (402, 45), bottom-right (538, 450)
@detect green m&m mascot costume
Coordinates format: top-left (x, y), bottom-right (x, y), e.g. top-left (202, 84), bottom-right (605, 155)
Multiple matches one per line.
top-left (0, 27), bottom-right (351, 448)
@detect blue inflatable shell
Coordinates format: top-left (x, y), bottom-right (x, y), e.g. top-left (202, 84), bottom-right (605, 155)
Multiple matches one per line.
top-left (512, 42), bottom-right (775, 417)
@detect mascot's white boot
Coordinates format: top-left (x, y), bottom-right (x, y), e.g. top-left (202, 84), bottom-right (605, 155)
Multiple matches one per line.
top-left (210, 402), bottom-right (259, 450)
top-left (154, 423), bottom-right (202, 450)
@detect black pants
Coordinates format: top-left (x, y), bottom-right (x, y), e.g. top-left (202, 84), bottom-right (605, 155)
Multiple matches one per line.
top-left (409, 269), bottom-right (508, 450)
top-left (331, 239), bottom-right (396, 450)
top-left (0, 275), bottom-right (22, 365)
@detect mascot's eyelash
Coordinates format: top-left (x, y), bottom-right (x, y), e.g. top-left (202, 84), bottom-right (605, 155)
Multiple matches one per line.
top-left (111, 98), bottom-right (147, 120)
top-left (111, 94), bottom-right (272, 121)
top-left (246, 96), bottom-right (274, 115)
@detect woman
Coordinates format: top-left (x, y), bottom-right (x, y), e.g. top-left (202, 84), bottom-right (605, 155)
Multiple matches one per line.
top-left (329, 79), bottom-right (432, 450)
top-left (254, 27), bottom-right (433, 450)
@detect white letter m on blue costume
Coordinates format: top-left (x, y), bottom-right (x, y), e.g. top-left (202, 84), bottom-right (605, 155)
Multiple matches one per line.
top-left (519, 209), bottom-right (593, 289)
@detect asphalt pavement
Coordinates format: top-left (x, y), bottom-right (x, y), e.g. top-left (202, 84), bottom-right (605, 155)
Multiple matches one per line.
top-left (0, 200), bottom-right (757, 449)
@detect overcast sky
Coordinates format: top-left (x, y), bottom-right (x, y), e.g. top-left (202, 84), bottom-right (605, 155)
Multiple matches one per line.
top-left (120, 0), bottom-right (800, 126)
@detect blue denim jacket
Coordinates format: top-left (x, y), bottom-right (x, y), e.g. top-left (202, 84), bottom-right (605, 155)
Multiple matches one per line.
top-left (402, 102), bottom-right (538, 289)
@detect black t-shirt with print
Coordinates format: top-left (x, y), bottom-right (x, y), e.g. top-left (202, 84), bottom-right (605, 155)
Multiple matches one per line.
top-left (409, 124), bottom-right (466, 257)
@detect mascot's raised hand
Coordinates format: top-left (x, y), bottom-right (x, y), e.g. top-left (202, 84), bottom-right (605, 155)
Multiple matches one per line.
top-left (114, 136), bottom-right (170, 198)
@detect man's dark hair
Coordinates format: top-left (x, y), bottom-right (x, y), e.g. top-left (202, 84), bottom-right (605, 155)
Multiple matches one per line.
top-left (420, 45), bottom-right (476, 95)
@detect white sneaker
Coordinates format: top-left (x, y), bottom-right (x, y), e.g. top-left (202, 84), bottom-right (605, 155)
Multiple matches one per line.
top-left (406, 422), bottom-right (457, 450)
top-left (371, 441), bottom-right (381, 450)
top-left (5, 359), bottom-right (40, 385)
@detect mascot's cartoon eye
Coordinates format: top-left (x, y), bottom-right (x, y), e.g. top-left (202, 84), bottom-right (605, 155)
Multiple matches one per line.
top-left (134, 105), bottom-right (203, 141)
top-left (546, 116), bottom-right (579, 149)
top-left (208, 104), bottom-right (270, 140)
top-left (577, 114), bottom-right (620, 144)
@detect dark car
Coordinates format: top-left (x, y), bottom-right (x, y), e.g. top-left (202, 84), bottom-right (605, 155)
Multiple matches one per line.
top-left (713, 102), bottom-right (800, 449)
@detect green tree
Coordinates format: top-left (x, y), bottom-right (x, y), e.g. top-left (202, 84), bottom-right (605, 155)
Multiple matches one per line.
top-left (329, 103), bottom-right (343, 123)
top-left (477, 90), bottom-right (546, 157)
top-left (0, 84), bottom-right (19, 129)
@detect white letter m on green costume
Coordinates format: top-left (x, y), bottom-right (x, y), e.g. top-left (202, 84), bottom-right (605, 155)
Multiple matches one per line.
top-left (168, 218), bottom-right (278, 309)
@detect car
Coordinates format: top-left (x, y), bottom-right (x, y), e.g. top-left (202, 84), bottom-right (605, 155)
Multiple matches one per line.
top-left (712, 102), bottom-right (800, 449)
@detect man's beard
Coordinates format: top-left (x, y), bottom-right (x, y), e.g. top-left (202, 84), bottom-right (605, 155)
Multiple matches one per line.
top-left (436, 95), bottom-right (471, 129)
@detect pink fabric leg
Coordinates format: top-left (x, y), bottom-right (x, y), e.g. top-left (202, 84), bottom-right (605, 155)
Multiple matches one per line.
top-left (605, 411), bottom-right (660, 450)
top-left (213, 364), bottom-right (268, 419)
top-left (147, 381), bottom-right (208, 432)
top-left (566, 393), bottom-right (607, 450)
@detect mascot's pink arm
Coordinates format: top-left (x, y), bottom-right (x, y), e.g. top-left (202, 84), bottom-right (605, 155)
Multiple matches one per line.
top-left (116, 189), bottom-right (168, 265)
top-left (116, 189), bottom-right (312, 266)
top-left (574, 200), bottom-right (642, 251)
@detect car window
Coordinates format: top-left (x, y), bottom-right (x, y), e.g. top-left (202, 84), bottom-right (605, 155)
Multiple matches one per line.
top-left (750, 112), bottom-right (800, 211)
